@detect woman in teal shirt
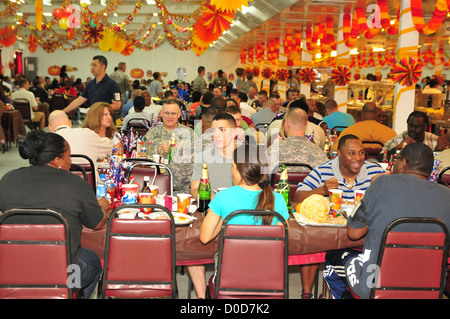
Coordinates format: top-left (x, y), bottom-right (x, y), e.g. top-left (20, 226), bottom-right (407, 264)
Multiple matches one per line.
top-left (200, 144), bottom-right (289, 244)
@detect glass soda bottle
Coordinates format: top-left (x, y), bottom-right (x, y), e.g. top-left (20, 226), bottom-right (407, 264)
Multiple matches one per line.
top-left (276, 165), bottom-right (291, 213)
top-left (324, 137), bottom-right (331, 159)
top-left (141, 176), bottom-right (151, 193)
top-left (197, 163), bottom-right (211, 214)
top-left (168, 132), bottom-right (176, 164)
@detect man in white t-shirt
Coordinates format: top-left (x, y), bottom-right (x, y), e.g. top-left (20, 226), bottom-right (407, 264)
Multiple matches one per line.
top-left (11, 78), bottom-right (45, 130)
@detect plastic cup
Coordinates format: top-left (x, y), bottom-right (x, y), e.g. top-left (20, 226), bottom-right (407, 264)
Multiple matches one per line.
top-left (121, 184), bottom-right (139, 204)
top-left (139, 192), bottom-right (155, 214)
top-left (149, 185), bottom-right (159, 197)
top-left (328, 189), bottom-right (343, 210)
top-left (354, 190), bottom-right (365, 205)
top-left (177, 193), bottom-right (192, 214)
top-left (152, 154), bottom-right (161, 163)
top-left (164, 195), bottom-right (177, 211)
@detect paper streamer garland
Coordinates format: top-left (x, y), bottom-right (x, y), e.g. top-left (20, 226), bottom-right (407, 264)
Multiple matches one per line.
top-left (297, 67), bottom-right (315, 84)
top-left (411, 0), bottom-right (448, 35)
top-left (331, 66), bottom-right (351, 87)
top-left (391, 57), bottom-right (423, 87)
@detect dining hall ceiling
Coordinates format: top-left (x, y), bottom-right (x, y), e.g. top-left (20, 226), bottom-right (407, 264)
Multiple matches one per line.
top-left (2, 0), bottom-right (450, 54)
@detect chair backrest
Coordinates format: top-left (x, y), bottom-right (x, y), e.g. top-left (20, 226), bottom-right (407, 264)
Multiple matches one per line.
top-left (70, 163), bottom-right (88, 181)
top-left (70, 154), bottom-right (97, 192)
top-left (362, 141), bottom-right (384, 159)
top-left (124, 160), bottom-right (173, 196)
top-left (255, 123), bottom-right (270, 133)
top-left (13, 98), bottom-right (31, 121)
top-left (438, 166), bottom-right (450, 187)
top-left (50, 93), bottom-right (66, 111)
top-left (214, 210), bottom-right (289, 299)
top-left (0, 208), bottom-right (73, 299)
top-left (417, 93), bottom-right (430, 107)
top-left (101, 204), bottom-right (177, 298)
top-left (125, 118), bottom-right (151, 137)
top-left (271, 163), bottom-right (313, 200)
top-left (371, 217), bottom-right (449, 299)
top-left (431, 93), bottom-right (444, 109)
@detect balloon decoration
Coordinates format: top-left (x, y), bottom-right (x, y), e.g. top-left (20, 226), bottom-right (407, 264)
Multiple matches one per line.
top-left (331, 66), bottom-right (352, 86)
top-left (391, 57), bottom-right (423, 87)
top-left (297, 68), bottom-right (316, 84)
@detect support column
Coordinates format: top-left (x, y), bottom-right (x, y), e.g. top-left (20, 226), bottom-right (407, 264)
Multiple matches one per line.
top-left (334, 8), bottom-right (351, 112)
top-left (300, 36), bottom-right (313, 99)
top-left (393, 0), bottom-right (419, 133)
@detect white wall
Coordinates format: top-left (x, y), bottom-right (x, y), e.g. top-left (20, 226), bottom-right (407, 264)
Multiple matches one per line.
top-left (17, 42), bottom-right (240, 84)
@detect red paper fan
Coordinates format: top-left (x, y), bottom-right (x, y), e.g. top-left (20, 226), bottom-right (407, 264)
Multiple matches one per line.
top-left (276, 68), bottom-right (289, 81)
top-left (261, 67), bottom-right (273, 79)
top-left (27, 35), bottom-right (38, 53)
top-left (391, 57), bottom-right (423, 87)
top-left (0, 26), bottom-right (16, 47)
top-left (252, 67), bottom-right (260, 77)
top-left (82, 24), bottom-right (104, 44)
top-left (121, 42), bottom-right (134, 56)
top-left (331, 66), bottom-right (351, 86)
top-left (298, 67), bottom-right (315, 84)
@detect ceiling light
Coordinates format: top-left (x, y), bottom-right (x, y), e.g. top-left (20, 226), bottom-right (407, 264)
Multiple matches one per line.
top-left (350, 48), bottom-right (359, 55)
top-left (147, 0), bottom-right (156, 4)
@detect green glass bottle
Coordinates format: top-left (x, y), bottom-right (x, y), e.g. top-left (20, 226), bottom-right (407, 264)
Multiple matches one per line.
top-left (276, 165), bottom-right (291, 213)
top-left (168, 132), bottom-right (176, 164)
top-left (198, 163), bottom-right (211, 214)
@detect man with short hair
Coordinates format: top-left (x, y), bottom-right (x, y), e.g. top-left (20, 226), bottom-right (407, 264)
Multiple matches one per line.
top-left (238, 91), bottom-right (256, 118)
top-left (11, 78), bottom-right (45, 130)
top-left (48, 110), bottom-right (113, 181)
top-left (64, 55), bottom-right (121, 113)
top-left (121, 96), bottom-right (155, 130)
top-left (322, 99), bottom-right (355, 133)
top-left (121, 89), bottom-right (142, 118)
top-left (246, 86), bottom-right (257, 107)
top-left (110, 62), bottom-right (132, 106)
top-left (149, 72), bottom-right (164, 99)
top-left (282, 88), bottom-right (299, 108)
top-left (128, 90), bottom-right (161, 121)
top-left (189, 113), bottom-right (238, 299)
top-left (324, 142), bottom-right (450, 299)
top-left (57, 78), bottom-right (77, 98)
top-left (379, 111), bottom-right (446, 160)
top-left (240, 72), bottom-right (258, 94)
top-left (211, 70), bottom-right (228, 88)
top-left (333, 102), bottom-right (397, 150)
top-left (250, 99), bottom-right (276, 126)
top-left (192, 66), bottom-right (208, 94)
top-left (251, 90), bottom-right (268, 109)
top-left (294, 134), bottom-right (384, 204)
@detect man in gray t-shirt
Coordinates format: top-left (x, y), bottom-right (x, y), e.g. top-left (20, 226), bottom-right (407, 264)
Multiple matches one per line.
top-left (324, 143), bottom-right (450, 299)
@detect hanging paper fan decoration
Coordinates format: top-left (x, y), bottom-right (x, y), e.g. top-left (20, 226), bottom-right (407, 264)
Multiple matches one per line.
top-left (121, 42), bottom-right (134, 56)
top-left (0, 26), bottom-right (17, 47)
top-left (210, 0), bottom-right (253, 13)
top-left (252, 67), bottom-right (260, 77)
top-left (391, 57), bottom-right (423, 87)
top-left (82, 24), bottom-right (104, 44)
top-left (199, 3), bottom-right (235, 36)
top-left (111, 36), bottom-right (127, 53)
top-left (331, 66), bottom-right (351, 86)
top-left (261, 67), bottom-right (273, 79)
top-left (27, 34), bottom-right (38, 53)
top-left (275, 68), bottom-right (289, 81)
top-left (297, 67), bottom-right (315, 84)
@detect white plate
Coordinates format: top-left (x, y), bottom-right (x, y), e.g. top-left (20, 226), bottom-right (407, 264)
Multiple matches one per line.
top-left (145, 211), bottom-right (195, 225)
top-left (116, 208), bottom-right (140, 219)
top-left (292, 212), bottom-right (346, 228)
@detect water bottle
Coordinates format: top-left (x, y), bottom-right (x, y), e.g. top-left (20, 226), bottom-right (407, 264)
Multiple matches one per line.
top-left (96, 174), bottom-right (107, 200)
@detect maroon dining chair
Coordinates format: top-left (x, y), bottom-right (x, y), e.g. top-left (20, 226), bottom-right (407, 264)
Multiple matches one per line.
top-left (365, 217), bottom-right (449, 299)
top-left (271, 163), bottom-right (313, 200)
top-left (100, 204), bottom-right (177, 298)
top-left (362, 141), bottom-right (384, 160)
top-left (124, 118), bottom-right (151, 138)
top-left (0, 208), bottom-right (74, 299)
top-left (438, 166), bottom-right (450, 187)
top-left (49, 93), bottom-right (66, 112)
top-left (70, 154), bottom-right (97, 193)
top-left (13, 98), bottom-right (38, 130)
top-left (208, 210), bottom-right (289, 299)
top-left (124, 159), bottom-right (173, 196)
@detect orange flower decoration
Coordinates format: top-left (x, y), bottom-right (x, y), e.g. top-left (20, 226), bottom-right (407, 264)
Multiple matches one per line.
top-left (275, 68), bottom-right (289, 81)
top-left (331, 66), bottom-right (351, 86)
top-left (0, 26), bottom-right (17, 47)
top-left (27, 34), bottom-right (38, 53)
top-left (392, 57), bottom-right (423, 87)
top-left (298, 67), bottom-right (315, 84)
top-left (261, 67), bottom-right (273, 79)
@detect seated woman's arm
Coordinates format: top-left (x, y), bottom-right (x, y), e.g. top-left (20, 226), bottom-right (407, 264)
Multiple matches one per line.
top-left (200, 209), bottom-right (223, 244)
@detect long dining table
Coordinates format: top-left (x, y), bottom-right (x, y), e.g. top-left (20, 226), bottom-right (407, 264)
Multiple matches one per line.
top-left (81, 210), bottom-right (364, 266)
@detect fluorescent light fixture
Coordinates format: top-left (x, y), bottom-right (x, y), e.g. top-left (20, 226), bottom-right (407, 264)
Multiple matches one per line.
top-left (147, 0), bottom-right (156, 4)
top-left (43, 12), bottom-right (52, 16)
top-left (350, 48), bottom-right (359, 55)
top-left (315, 53), bottom-right (322, 59)
top-left (153, 13), bottom-right (158, 16)
top-left (330, 50), bottom-right (337, 57)
top-left (43, 0), bottom-right (51, 6)
top-left (101, 0), bottom-right (106, 5)
top-left (239, 6), bottom-right (250, 15)
top-left (372, 47), bottom-right (385, 52)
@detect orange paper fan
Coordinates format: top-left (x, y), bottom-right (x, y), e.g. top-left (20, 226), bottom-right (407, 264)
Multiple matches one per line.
top-left (391, 57), bottom-right (423, 87)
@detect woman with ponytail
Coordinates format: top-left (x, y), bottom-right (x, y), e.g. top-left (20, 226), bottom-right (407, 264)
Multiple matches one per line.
top-left (0, 130), bottom-right (109, 299)
top-left (200, 143), bottom-right (289, 244)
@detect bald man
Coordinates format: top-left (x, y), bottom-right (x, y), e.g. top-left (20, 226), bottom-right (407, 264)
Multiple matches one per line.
top-left (49, 110), bottom-right (113, 180)
top-left (332, 102), bottom-right (397, 151)
top-left (266, 107), bottom-right (329, 299)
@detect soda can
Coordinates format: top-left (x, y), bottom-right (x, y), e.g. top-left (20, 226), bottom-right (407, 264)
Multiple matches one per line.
top-left (332, 151), bottom-right (338, 159)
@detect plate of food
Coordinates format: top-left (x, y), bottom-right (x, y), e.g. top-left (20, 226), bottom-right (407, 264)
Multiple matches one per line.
top-left (145, 211), bottom-right (195, 225)
top-left (116, 208), bottom-right (140, 219)
top-left (293, 194), bottom-right (347, 227)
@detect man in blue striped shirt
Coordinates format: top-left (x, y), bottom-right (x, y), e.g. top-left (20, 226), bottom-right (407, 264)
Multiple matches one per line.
top-left (295, 134), bottom-right (384, 204)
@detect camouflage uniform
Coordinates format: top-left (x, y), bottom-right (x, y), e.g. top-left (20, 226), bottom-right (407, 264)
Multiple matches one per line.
top-left (192, 75), bottom-right (208, 94)
top-left (267, 136), bottom-right (329, 174)
top-left (142, 123), bottom-right (195, 194)
top-left (110, 69), bottom-right (132, 105)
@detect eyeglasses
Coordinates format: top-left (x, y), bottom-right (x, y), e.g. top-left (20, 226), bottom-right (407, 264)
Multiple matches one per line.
top-left (393, 154), bottom-right (406, 162)
top-left (162, 111), bottom-right (179, 117)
